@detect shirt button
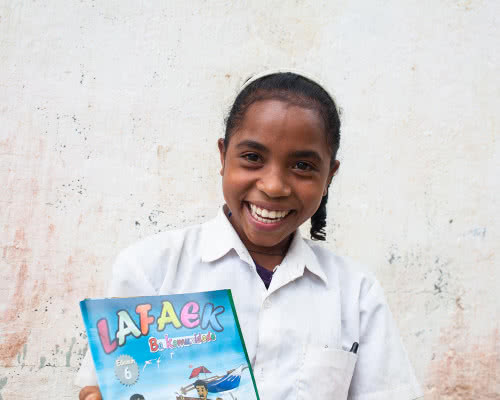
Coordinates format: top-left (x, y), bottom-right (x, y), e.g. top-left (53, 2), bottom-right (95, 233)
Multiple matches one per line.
top-left (263, 299), bottom-right (271, 309)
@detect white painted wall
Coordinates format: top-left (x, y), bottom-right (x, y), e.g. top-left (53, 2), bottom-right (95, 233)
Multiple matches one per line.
top-left (1, 1), bottom-right (498, 398)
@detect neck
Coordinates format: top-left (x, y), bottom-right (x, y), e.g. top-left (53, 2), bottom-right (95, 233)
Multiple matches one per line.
top-left (250, 252), bottom-right (285, 271)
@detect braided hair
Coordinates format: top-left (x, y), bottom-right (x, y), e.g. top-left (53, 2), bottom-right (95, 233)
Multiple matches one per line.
top-left (224, 72), bottom-right (341, 240)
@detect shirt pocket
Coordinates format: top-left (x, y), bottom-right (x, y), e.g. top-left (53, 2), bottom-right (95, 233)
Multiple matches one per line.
top-left (298, 347), bottom-right (358, 400)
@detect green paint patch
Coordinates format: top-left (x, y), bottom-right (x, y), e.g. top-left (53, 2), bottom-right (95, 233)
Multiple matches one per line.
top-left (0, 375), bottom-right (8, 400)
top-left (39, 356), bottom-right (46, 369)
top-left (66, 337), bottom-right (76, 367)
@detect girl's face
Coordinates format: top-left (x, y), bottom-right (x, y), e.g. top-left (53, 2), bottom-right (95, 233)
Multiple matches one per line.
top-left (219, 99), bottom-right (339, 250)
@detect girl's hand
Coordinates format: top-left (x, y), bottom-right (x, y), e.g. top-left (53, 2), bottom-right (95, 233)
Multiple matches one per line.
top-left (79, 386), bottom-right (102, 400)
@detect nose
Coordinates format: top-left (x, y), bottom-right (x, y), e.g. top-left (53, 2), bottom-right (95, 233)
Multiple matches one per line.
top-left (256, 166), bottom-right (292, 198)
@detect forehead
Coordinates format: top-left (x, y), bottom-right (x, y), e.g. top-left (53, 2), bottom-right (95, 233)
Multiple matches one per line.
top-left (231, 99), bottom-right (329, 155)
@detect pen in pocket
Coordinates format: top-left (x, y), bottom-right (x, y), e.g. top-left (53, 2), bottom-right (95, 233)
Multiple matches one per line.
top-left (349, 342), bottom-right (359, 354)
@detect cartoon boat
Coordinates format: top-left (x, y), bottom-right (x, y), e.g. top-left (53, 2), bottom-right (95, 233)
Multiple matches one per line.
top-left (175, 365), bottom-right (248, 400)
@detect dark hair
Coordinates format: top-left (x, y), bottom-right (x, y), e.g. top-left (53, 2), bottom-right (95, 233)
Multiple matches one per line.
top-left (194, 379), bottom-right (208, 389)
top-left (129, 394), bottom-right (145, 400)
top-left (224, 72), bottom-right (341, 241)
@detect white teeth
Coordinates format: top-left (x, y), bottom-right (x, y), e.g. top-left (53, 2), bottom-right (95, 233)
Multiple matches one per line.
top-left (248, 203), bottom-right (290, 223)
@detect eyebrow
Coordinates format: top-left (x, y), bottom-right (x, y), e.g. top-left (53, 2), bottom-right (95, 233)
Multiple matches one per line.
top-left (235, 140), bottom-right (269, 152)
top-left (289, 150), bottom-right (323, 163)
top-left (235, 140), bottom-right (323, 162)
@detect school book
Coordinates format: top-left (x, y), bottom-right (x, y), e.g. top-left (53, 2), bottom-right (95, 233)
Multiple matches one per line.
top-left (80, 289), bottom-right (260, 400)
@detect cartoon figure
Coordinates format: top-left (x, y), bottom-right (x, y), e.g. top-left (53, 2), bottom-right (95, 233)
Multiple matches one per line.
top-left (193, 380), bottom-right (222, 400)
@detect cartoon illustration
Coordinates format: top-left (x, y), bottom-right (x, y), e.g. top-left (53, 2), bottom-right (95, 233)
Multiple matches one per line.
top-left (189, 366), bottom-right (212, 379)
top-left (176, 365), bottom-right (248, 400)
top-left (194, 380), bottom-right (216, 400)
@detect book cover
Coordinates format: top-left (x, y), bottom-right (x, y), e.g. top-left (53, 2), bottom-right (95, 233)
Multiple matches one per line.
top-left (80, 289), bottom-right (260, 400)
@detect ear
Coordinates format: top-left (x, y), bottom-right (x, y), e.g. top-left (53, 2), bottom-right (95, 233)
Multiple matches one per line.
top-left (218, 138), bottom-right (226, 176)
top-left (324, 160), bottom-right (340, 196)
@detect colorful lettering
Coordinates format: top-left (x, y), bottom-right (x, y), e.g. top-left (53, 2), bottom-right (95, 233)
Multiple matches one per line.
top-left (116, 310), bottom-right (142, 346)
top-left (180, 301), bottom-right (200, 328)
top-left (157, 301), bottom-right (182, 331)
top-left (165, 334), bottom-right (173, 349)
top-left (149, 337), bottom-right (159, 352)
top-left (97, 318), bottom-right (118, 354)
top-left (136, 303), bottom-right (155, 335)
top-left (200, 303), bottom-right (225, 332)
top-left (95, 299), bottom-right (225, 354)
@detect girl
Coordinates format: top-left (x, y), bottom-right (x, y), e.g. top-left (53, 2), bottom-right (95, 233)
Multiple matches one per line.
top-left (77, 71), bottom-right (422, 400)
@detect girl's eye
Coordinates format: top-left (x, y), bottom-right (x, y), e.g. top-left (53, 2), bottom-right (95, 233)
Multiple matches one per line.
top-left (242, 153), bottom-right (260, 163)
top-left (294, 161), bottom-right (313, 171)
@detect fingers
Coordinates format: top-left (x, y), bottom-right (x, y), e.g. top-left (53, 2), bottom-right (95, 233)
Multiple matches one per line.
top-left (79, 386), bottom-right (102, 400)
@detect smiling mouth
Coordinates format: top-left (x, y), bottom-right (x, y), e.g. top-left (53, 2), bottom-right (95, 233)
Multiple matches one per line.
top-left (247, 202), bottom-right (292, 224)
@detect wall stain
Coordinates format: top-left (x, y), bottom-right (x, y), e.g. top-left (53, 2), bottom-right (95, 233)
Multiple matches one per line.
top-left (2, 228), bottom-right (31, 266)
top-left (426, 307), bottom-right (499, 399)
top-left (0, 136), bottom-right (12, 152)
top-left (157, 144), bottom-right (170, 163)
top-left (468, 227), bottom-right (486, 238)
top-left (0, 329), bottom-right (29, 367)
top-left (1, 228), bottom-right (33, 366)
top-left (39, 356), bottom-right (46, 370)
top-left (66, 337), bottom-right (77, 367)
top-left (2, 262), bottom-right (27, 322)
top-left (456, 0), bottom-right (476, 11)
top-left (64, 256), bottom-right (75, 295)
top-left (0, 376), bottom-right (7, 400)
top-left (30, 278), bottom-right (47, 309)
top-left (22, 344), bottom-right (27, 364)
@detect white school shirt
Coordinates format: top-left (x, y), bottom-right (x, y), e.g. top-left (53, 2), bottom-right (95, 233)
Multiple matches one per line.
top-left (76, 209), bottom-right (423, 400)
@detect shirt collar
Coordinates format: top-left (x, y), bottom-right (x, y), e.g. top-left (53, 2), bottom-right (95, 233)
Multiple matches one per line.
top-left (281, 227), bottom-right (329, 286)
top-left (200, 207), bottom-right (329, 286)
top-left (200, 207), bottom-right (254, 266)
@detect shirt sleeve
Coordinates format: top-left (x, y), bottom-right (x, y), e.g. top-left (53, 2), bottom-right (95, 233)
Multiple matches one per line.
top-left (74, 247), bottom-right (157, 387)
top-left (347, 280), bottom-right (423, 400)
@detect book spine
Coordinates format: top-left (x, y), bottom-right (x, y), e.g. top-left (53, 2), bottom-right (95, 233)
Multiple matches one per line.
top-left (227, 289), bottom-right (261, 400)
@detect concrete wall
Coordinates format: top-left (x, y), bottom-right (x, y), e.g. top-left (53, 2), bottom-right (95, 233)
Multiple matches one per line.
top-left (1, 1), bottom-right (498, 398)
